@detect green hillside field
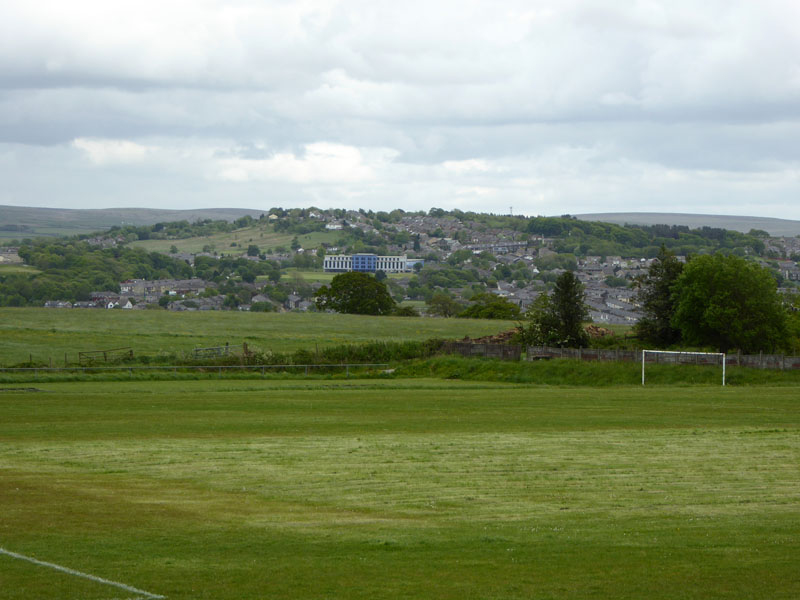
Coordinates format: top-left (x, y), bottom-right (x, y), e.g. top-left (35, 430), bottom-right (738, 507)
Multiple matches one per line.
top-left (128, 223), bottom-right (340, 255)
top-left (1, 379), bottom-right (798, 599)
top-left (0, 308), bottom-right (515, 366)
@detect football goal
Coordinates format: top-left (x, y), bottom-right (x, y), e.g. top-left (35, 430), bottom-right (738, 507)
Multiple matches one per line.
top-left (641, 350), bottom-right (726, 386)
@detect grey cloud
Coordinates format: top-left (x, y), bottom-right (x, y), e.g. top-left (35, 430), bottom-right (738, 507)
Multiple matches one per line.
top-left (1, 0), bottom-right (799, 217)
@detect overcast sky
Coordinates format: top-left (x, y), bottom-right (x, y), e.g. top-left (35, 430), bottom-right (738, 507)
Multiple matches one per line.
top-left (2, 0), bottom-right (799, 219)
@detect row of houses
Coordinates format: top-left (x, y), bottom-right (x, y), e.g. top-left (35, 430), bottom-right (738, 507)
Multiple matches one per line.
top-left (118, 278), bottom-right (208, 301)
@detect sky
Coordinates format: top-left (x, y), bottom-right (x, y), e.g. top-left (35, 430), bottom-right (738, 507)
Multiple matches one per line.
top-left (1, 0), bottom-right (800, 219)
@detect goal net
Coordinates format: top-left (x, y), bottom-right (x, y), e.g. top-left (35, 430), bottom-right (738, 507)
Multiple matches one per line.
top-left (641, 350), bottom-right (726, 386)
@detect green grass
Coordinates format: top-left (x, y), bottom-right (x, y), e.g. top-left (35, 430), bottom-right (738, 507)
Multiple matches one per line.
top-left (397, 355), bottom-right (800, 386)
top-left (0, 264), bottom-right (41, 275)
top-left (129, 223), bottom-right (340, 254)
top-left (0, 308), bottom-right (516, 366)
top-left (1, 379), bottom-right (798, 599)
top-left (279, 269), bottom-right (411, 283)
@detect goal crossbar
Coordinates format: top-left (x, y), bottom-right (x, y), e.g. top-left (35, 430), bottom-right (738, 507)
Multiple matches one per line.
top-left (642, 350), bottom-right (726, 386)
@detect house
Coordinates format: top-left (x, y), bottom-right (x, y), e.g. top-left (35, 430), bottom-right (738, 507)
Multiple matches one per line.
top-left (73, 301), bottom-right (99, 309)
top-left (119, 278), bottom-right (208, 299)
top-left (44, 300), bottom-right (72, 308)
top-left (285, 293), bottom-right (303, 310)
top-left (0, 247), bottom-right (22, 263)
top-left (91, 291), bottom-right (120, 304)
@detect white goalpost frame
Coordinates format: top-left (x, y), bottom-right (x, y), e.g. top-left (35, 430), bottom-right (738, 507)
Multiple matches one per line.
top-left (642, 350), bottom-right (726, 386)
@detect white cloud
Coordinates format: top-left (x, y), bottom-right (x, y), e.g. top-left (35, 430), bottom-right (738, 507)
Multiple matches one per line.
top-left (72, 138), bottom-right (150, 165)
top-left (214, 142), bottom-right (398, 184)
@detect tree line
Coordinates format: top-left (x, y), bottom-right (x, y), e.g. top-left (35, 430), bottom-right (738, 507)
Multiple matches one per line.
top-left (633, 248), bottom-right (799, 354)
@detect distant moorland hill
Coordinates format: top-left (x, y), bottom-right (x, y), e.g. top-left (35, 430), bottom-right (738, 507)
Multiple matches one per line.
top-left (0, 205), bottom-right (262, 239)
top-left (3, 205), bottom-right (800, 239)
top-left (576, 213), bottom-right (800, 237)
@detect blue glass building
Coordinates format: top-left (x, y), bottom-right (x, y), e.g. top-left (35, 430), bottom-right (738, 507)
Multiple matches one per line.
top-left (351, 254), bottom-right (378, 272)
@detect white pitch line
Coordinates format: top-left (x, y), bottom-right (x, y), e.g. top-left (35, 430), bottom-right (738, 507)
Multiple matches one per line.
top-left (0, 546), bottom-right (165, 599)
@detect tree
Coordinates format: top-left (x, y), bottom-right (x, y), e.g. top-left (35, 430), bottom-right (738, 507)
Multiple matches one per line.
top-left (671, 253), bottom-right (789, 353)
top-left (458, 293), bottom-right (521, 319)
top-left (520, 271), bottom-right (588, 347)
top-left (314, 272), bottom-right (396, 315)
top-left (426, 292), bottom-right (463, 317)
top-left (247, 244), bottom-right (260, 257)
top-left (633, 246), bottom-right (684, 346)
top-left (550, 271), bottom-right (589, 346)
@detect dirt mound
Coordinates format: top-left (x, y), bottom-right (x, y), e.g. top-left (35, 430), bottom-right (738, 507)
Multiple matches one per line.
top-left (585, 324), bottom-right (614, 338)
top-left (461, 329), bottom-right (520, 344)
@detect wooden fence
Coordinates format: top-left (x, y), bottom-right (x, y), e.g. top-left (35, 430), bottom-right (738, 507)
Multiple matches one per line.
top-left (442, 342), bottom-right (522, 361)
top-left (526, 346), bottom-right (800, 370)
top-left (78, 347), bottom-right (133, 365)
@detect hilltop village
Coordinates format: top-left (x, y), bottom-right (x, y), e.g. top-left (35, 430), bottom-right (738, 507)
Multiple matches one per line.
top-left (2, 208), bottom-right (799, 320)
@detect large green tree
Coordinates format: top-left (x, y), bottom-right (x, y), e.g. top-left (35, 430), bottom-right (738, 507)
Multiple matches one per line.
top-left (426, 292), bottom-right (463, 317)
top-left (520, 271), bottom-right (589, 347)
top-left (633, 246), bottom-right (684, 346)
top-left (314, 272), bottom-right (396, 315)
top-left (671, 253), bottom-right (789, 353)
top-left (458, 293), bottom-right (521, 320)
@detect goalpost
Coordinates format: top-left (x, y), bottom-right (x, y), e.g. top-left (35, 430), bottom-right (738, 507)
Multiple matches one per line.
top-left (642, 350), bottom-right (726, 386)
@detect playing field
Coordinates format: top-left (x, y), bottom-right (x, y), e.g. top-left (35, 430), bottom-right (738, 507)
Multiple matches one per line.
top-left (1, 380), bottom-right (798, 599)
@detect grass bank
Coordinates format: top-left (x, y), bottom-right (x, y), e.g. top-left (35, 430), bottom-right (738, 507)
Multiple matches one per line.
top-left (395, 355), bottom-right (800, 386)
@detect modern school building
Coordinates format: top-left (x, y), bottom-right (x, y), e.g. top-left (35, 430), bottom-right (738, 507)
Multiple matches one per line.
top-left (323, 254), bottom-right (414, 273)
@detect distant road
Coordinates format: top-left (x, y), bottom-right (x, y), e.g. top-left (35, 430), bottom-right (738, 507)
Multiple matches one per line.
top-left (576, 212), bottom-right (800, 237)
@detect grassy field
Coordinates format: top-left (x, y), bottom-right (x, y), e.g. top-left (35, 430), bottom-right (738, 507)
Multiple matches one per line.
top-left (1, 379), bottom-right (798, 599)
top-left (0, 308), bottom-right (516, 366)
top-left (129, 223), bottom-right (340, 255)
top-left (0, 264), bottom-right (41, 275)
top-left (278, 269), bottom-right (411, 284)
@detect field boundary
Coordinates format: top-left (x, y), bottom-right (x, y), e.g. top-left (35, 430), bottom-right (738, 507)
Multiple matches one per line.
top-left (526, 346), bottom-right (800, 370)
top-left (0, 546), bottom-right (164, 599)
top-left (0, 362), bottom-right (389, 379)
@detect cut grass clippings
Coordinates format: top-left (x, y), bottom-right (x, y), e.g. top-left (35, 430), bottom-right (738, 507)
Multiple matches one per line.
top-left (0, 379), bottom-right (798, 599)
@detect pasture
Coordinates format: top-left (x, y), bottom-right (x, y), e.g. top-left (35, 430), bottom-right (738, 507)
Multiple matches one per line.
top-left (0, 265), bottom-right (41, 275)
top-left (1, 379), bottom-right (799, 599)
top-left (0, 308), bottom-right (515, 366)
top-left (128, 223), bottom-right (339, 255)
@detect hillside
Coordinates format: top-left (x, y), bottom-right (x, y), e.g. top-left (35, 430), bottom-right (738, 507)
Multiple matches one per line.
top-left (576, 212), bottom-right (800, 237)
top-left (0, 205), bottom-right (262, 239)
